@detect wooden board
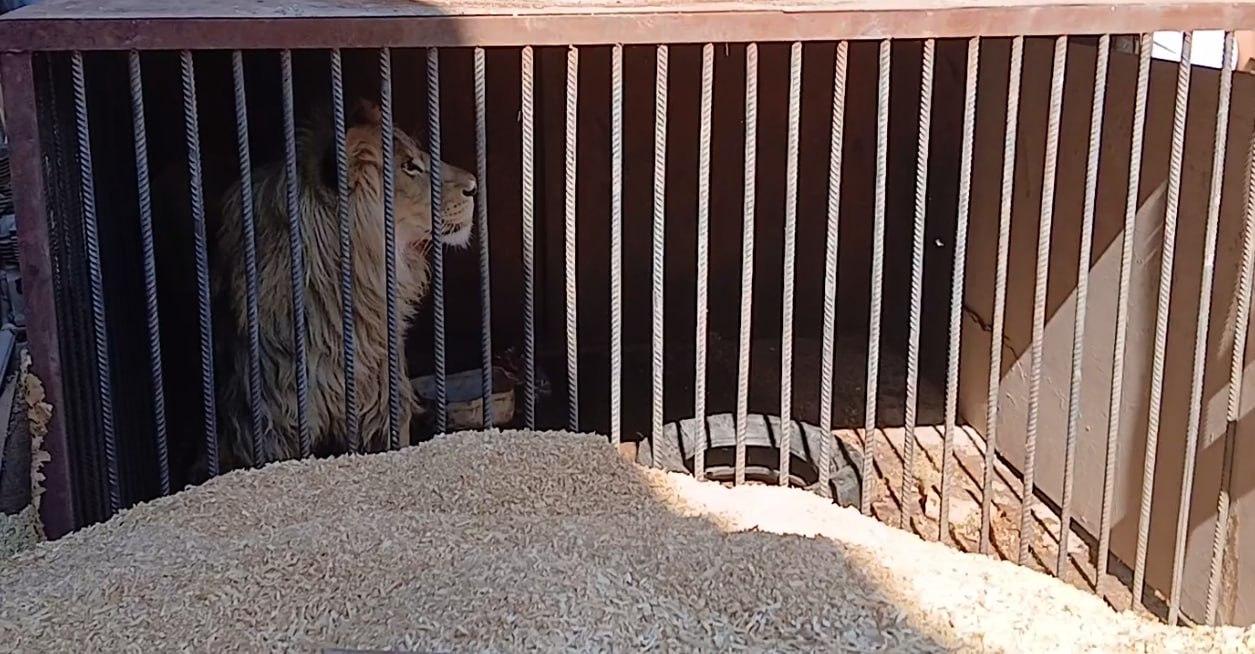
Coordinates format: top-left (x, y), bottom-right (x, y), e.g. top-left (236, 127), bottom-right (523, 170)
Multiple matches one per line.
top-left (4, 0), bottom-right (1252, 20)
top-left (1, 0), bottom-right (1252, 51)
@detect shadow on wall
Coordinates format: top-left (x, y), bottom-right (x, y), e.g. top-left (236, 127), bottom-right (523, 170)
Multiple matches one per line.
top-left (951, 37), bottom-right (1255, 625)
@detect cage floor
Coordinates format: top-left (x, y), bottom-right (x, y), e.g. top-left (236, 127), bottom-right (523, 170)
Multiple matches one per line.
top-left (522, 328), bottom-right (1156, 614)
top-left (836, 424), bottom-right (1160, 618)
top-left (1, 432), bottom-right (1248, 652)
top-left (451, 329), bottom-right (1157, 618)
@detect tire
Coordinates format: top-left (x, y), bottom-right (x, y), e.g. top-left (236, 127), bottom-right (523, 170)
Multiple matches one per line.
top-left (636, 412), bottom-right (862, 508)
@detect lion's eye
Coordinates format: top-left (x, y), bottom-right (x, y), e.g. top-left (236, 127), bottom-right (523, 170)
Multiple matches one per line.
top-left (402, 159), bottom-right (424, 177)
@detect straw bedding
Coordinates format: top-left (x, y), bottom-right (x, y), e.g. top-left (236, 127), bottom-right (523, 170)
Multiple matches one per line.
top-left (0, 431), bottom-right (1251, 653)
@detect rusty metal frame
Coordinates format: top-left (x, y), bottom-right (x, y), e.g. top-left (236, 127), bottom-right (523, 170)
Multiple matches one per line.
top-left (0, 1), bottom-right (1253, 52)
top-left (0, 52), bottom-right (75, 539)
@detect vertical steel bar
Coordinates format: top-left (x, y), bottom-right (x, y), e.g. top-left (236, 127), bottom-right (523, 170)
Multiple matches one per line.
top-left (380, 48), bottom-right (402, 449)
top-left (330, 50), bottom-right (359, 454)
top-left (1205, 117), bottom-right (1255, 626)
top-left (474, 47), bottom-right (494, 429)
top-left (903, 38), bottom-right (934, 529)
top-left (610, 44), bottom-right (623, 447)
top-left (181, 51), bottom-right (219, 477)
top-left (818, 41), bottom-right (849, 497)
top-left (1168, 31), bottom-right (1235, 625)
top-left (1, 53), bottom-right (75, 536)
top-left (694, 42), bottom-right (714, 480)
top-left (279, 50), bottom-right (311, 459)
top-left (940, 37), bottom-right (979, 541)
top-left (564, 45), bottom-right (580, 432)
top-left (521, 45), bottom-right (536, 430)
top-left (735, 43), bottom-right (759, 486)
top-left (980, 35), bottom-right (1024, 555)
top-left (1134, 31), bottom-right (1193, 608)
top-left (1099, 32), bottom-right (1152, 591)
top-left (780, 41), bottom-right (802, 486)
top-left (72, 51), bottom-right (120, 509)
top-left (651, 44), bottom-right (668, 465)
top-left (1019, 35), bottom-right (1068, 566)
top-left (1059, 34), bottom-right (1110, 576)
top-left (862, 39), bottom-right (891, 516)
top-left (128, 51), bottom-right (170, 492)
top-left (427, 48), bottom-right (448, 434)
top-left (233, 51), bottom-right (265, 465)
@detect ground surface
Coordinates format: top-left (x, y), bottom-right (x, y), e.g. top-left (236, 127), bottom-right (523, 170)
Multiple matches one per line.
top-left (0, 431), bottom-right (1249, 652)
top-left (839, 423), bottom-right (1155, 616)
top-left (0, 352), bottom-right (48, 558)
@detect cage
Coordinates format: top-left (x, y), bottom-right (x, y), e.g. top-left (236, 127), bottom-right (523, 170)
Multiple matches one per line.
top-left (1, 0), bottom-right (1254, 637)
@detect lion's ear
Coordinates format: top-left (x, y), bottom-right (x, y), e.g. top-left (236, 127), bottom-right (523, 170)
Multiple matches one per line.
top-left (350, 99), bottom-right (383, 127)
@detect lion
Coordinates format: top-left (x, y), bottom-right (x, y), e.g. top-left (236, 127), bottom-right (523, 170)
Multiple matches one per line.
top-left (212, 100), bottom-right (476, 471)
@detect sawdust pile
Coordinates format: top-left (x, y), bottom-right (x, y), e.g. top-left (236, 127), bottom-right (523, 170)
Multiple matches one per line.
top-left (0, 351), bottom-right (50, 557)
top-left (0, 431), bottom-right (1250, 652)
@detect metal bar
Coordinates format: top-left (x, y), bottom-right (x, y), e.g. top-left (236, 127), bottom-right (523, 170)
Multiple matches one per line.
top-left (428, 47), bottom-right (447, 434)
top-left (1168, 30), bottom-right (1235, 625)
top-left (474, 47), bottom-right (494, 430)
top-left (694, 42), bottom-right (713, 481)
top-left (521, 45), bottom-right (536, 430)
top-left (5, 6), bottom-right (1255, 52)
top-left (1019, 35), bottom-right (1067, 566)
top-left (330, 49), bottom-right (358, 454)
top-left (1059, 34), bottom-right (1109, 577)
top-left (735, 43), bottom-right (758, 487)
top-left (233, 50), bottom-right (265, 465)
top-left (610, 44), bottom-right (623, 447)
top-left (564, 45), bottom-right (579, 432)
top-left (1134, 31), bottom-right (1192, 609)
top-left (380, 47), bottom-right (402, 449)
top-left (903, 38), bottom-right (934, 530)
top-left (651, 44), bottom-right (668, 466)
top-left (128, 51), bottom-right (169, 492)
top-left (1205, 113), bottom-right (1255, 626)
top-left (980, 35), bottom-right (1023, 556)
top-left (1099, 32), bottom-right (1152, 593)
top-left (817, 40), bottom-right (848, 498)
top-left (0, 52), bottom-right (75, 537)
top-left (280, 49), bottom-right (310, 459)
top-left (862, 39), bottom-right (890, 516)
top-left (780, 41), bottom-right (802, 487)
top-left (941, 36), bottom-right (978, 541)
top-left (179, 51), bottom-right (220, 478)
top-left (71, 51), bottom-right (120, 510)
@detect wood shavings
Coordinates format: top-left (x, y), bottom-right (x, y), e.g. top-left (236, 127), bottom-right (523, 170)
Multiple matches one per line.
top-left (0, 350), bottom-right (48, 555)
top-left (20, 350), bottom-right (50, 529)
top-left (0, 431), bottom-right (1250, 652)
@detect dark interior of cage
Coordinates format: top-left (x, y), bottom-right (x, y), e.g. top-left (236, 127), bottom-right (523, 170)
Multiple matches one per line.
top-left (38, 39), bottom-right (1147, 522)
top-left (34, 41), bottom-right (960, 518)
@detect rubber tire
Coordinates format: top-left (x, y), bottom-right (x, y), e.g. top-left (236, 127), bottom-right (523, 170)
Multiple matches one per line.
top-left (636, 412), bottom-right (862, 508)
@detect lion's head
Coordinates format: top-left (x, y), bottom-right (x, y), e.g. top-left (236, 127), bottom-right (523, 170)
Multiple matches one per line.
top-left (315, 101), bottom-right (477, 261)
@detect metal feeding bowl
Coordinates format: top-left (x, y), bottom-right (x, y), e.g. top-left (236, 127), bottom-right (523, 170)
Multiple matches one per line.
top-left (412, 366), bottom-right (516, 430)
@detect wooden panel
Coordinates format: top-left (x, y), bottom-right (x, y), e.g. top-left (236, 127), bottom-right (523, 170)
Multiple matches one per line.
top-left (2, 0), bottom-right (1252, 51)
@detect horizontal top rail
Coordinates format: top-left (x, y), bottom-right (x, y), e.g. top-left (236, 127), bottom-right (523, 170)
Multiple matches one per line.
top-left (0, 0), bottom-right (1251, 51)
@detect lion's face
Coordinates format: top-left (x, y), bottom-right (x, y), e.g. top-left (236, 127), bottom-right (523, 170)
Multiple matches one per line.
top-left (340, 102), bottom-right (477, 262)
top-left (390, 132), bottom-right (477, 251)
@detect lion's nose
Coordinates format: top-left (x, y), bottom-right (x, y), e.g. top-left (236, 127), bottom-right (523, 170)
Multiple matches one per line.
top-left (461, 183), bottom-right (477, 198)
